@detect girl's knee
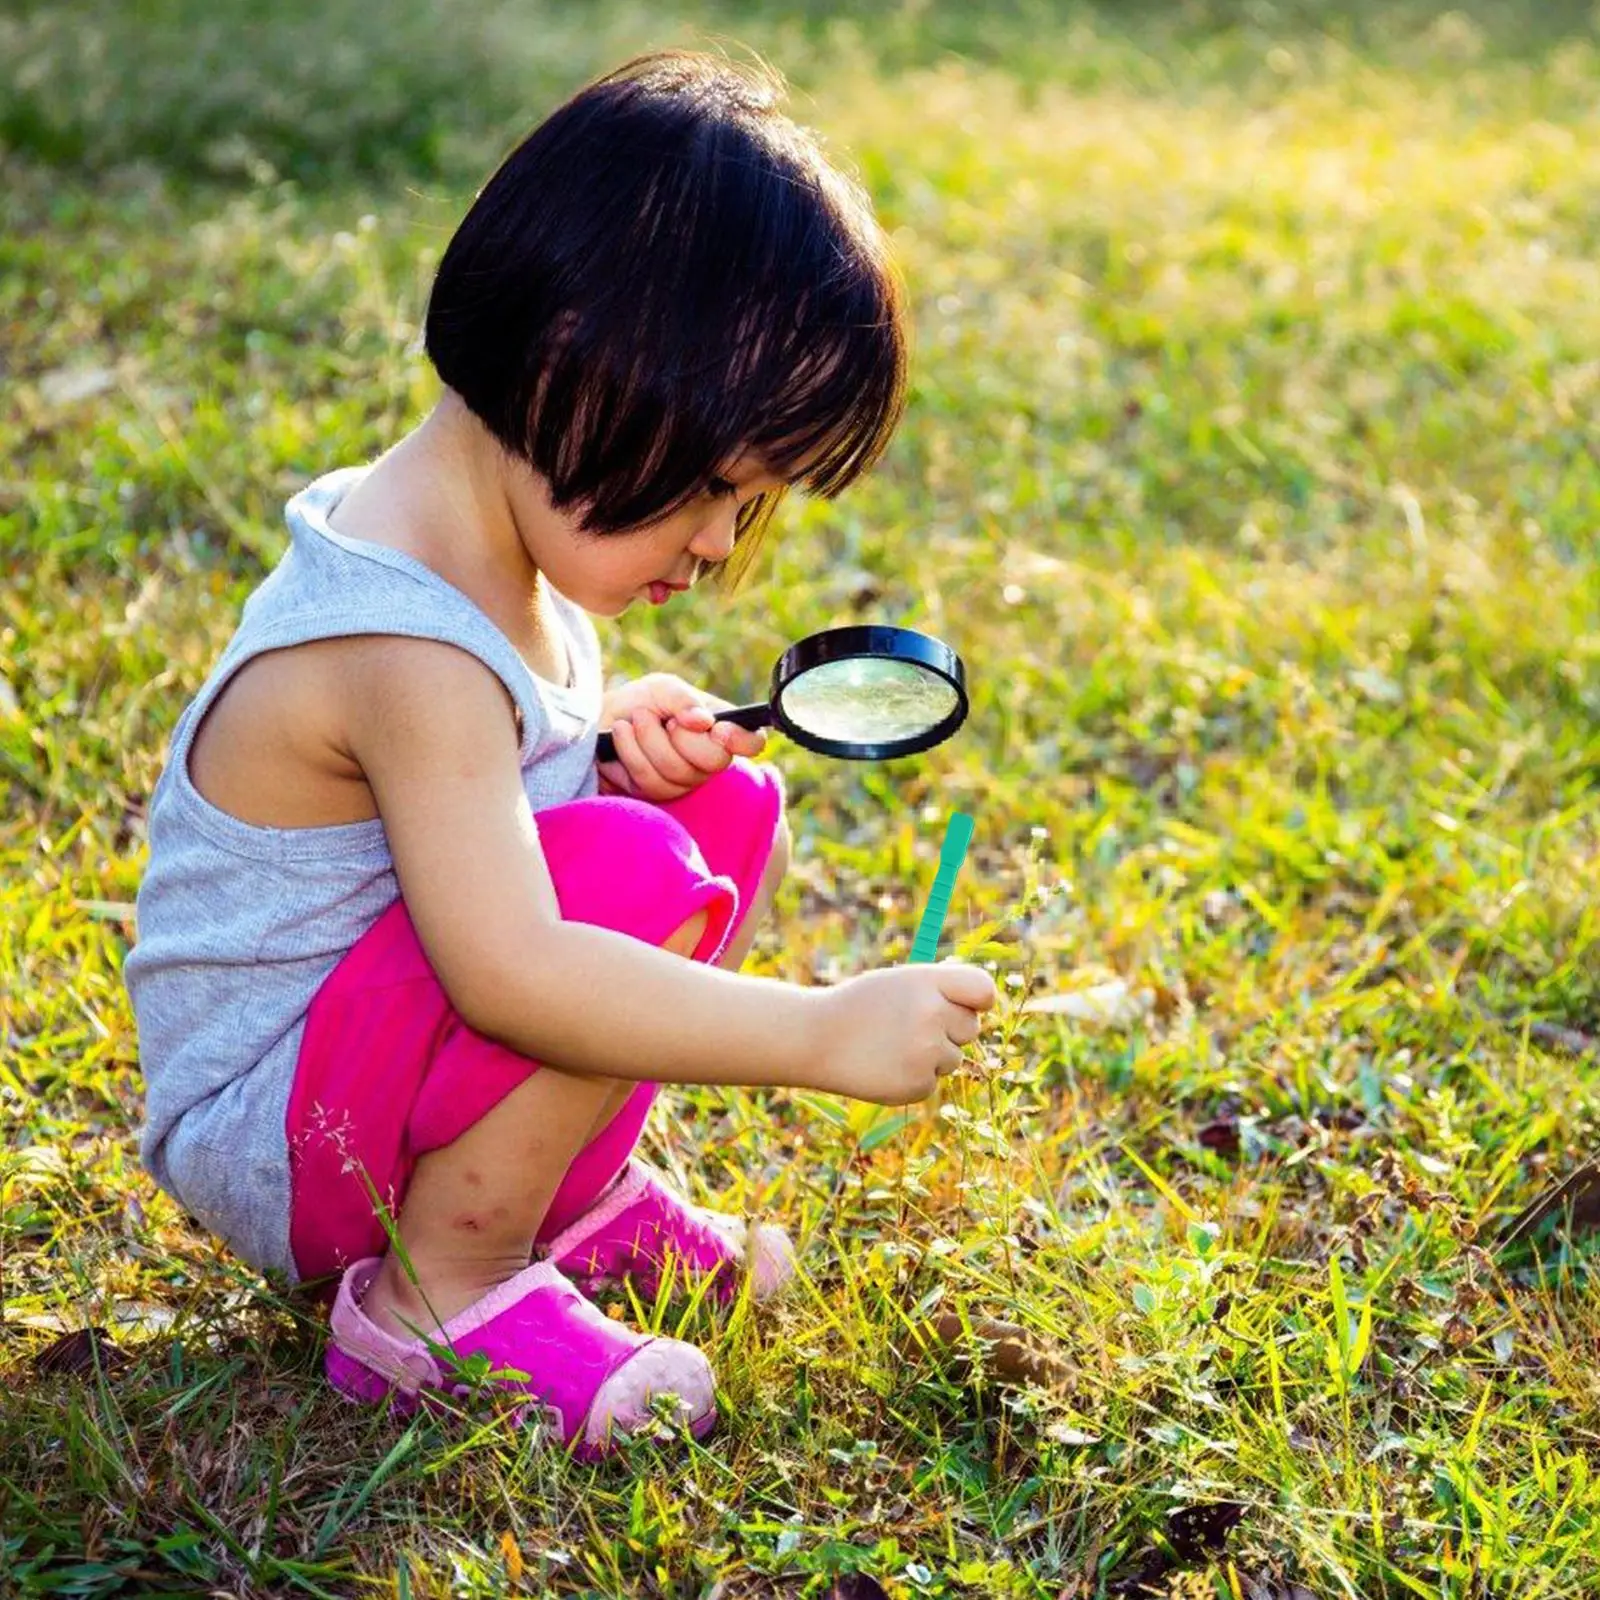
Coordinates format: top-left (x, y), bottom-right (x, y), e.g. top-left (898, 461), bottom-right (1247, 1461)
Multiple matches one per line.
top-left (663, 906), bottom-right (710, 959)
top-left (768, 809), bottom-right (791, 882)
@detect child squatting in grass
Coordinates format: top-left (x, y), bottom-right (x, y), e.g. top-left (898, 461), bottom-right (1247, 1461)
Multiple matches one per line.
top-left (124, 52), bottom-right (997, 1459)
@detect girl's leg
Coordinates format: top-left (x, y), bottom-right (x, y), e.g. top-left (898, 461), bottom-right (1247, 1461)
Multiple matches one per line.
top-left (360, 907), bottom-right (710, 1342)
top-left (528, 801), bottom-right (796, 1305)
top-left (563, 814), bottom-right (789, 1154)
top-left (714, 806), bottom-right (789, 973)
top-left (288, 760), bottom-right (783, 1291)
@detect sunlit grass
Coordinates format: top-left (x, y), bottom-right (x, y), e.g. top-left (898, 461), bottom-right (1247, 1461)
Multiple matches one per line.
top-left (5, 3), bottom-right (1600, 1595)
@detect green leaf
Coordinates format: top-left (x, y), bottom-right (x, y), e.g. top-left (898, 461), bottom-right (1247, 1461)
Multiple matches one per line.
top-left (859, 1109), bottom-right (915, 1152)
top-left (1348, 1297), bottom-right (1374, 1377)
top-left (792, 1091), bottom-right (850, 1127)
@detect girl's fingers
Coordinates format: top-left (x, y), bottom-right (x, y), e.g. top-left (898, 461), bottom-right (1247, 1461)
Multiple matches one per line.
top-left (664, 721), bottom-right (732, 776)
top-left (606, 704), bottom-right (755, 800)
top-left (949, 1010), bottom-right (982, 1046)
top-left (628, 711), bottom-right (703, 788)
top-left (611, 715), bottom-right (694, 801)
top-left (716, 724), bottom-right (766, 757)
top-left (608, 718), bottom-right (662, 794)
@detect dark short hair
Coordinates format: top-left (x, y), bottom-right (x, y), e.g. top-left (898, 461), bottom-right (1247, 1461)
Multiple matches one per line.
top-left (424, 51), bottom-right (907, 588)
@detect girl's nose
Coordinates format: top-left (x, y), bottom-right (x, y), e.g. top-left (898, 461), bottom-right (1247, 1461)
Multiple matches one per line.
top-left (689, 504), bottom-right (739, 564)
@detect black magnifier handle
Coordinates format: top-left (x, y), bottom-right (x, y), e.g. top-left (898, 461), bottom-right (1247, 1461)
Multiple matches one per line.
top-left (595, 701), bottom-right (772, 764)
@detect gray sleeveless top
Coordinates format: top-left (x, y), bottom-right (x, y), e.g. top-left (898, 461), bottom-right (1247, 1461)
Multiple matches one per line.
top-left (123, 466), bottom-right (604, 1280)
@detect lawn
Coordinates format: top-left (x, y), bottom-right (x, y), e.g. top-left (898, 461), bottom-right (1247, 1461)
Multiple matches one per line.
top-left (5, 2), bottom-right (1600, 1595)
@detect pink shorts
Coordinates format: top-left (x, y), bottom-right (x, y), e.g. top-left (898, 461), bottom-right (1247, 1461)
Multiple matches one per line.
top-left (284, 758), bottom-right (786, 1291)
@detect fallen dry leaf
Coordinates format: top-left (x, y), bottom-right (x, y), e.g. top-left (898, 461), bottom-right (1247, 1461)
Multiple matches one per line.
top-left (903, 1312), bottom-right (1072, 1388)
top-left (825, 1579), bottom-right (890, 1600)
top-left (1497, 1160), bottom-right (1600, 1249)
top-left (1022, 977), bottom-right (1155, 1030)
top-left (1529, 1021), bottom-right (1600, 1057)
top-left (1242, 1576), bottom-right (1319, 1600)
top-left (38, 363), bottom-right (116, 405)
top-left (32, 1326), bottom-right (128, 1378)
top-left (1167, 1499), bottom-right (1247, 1559)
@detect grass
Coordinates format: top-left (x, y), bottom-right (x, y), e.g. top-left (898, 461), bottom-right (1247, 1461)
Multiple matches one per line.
top-left (5, 1), bottom-right (1600, 1594)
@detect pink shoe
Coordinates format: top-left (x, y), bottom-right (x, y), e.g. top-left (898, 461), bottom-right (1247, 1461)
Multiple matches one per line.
top-left (545, 1158), bottom-right (796, 1306)
top-left (323, 1256), bottom-right (716, 1460)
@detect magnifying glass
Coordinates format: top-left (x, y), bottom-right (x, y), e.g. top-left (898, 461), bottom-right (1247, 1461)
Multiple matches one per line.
top-left (594, 624), bottom-right (969, 764)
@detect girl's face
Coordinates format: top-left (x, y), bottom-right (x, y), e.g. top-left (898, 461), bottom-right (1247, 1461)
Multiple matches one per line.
top-left (510, 452), bottom-right (789, 617)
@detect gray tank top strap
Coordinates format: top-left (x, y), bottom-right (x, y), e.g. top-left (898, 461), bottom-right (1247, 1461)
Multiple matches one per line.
top-left (170, 467), bottom-right (599, 786)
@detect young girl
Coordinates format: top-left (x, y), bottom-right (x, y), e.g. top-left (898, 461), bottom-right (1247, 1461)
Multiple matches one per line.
top-left (124, 51), bottom-right (996, 1460)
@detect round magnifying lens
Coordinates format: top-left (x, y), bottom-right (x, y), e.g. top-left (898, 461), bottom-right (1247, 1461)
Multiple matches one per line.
top-left (594, 623), bottom-right (968, 764)
top-left (770, 625), bottom-right (967, 760)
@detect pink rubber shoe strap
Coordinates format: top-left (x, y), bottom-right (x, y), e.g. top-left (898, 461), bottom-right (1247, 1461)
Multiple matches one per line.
top-left (329, 1256), bottom-right (578, 1393)
top-left (541, 1159), bottom-right (654, 1264)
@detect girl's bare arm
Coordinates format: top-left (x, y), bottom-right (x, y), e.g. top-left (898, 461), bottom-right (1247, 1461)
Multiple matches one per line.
top-left (338, 635), bottom-right (828, 1091)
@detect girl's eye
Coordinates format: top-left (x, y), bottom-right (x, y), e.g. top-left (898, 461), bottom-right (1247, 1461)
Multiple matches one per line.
top-left (707, 477), bottom-right (738, 499)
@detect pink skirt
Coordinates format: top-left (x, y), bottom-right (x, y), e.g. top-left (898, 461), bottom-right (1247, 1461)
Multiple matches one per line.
top-left (284, 758), bottom-right (786, 1291)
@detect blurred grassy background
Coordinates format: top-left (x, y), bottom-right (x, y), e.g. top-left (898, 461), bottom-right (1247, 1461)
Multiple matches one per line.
top-left (5, 2), bottom-right (1600, 1596)
top-left (6, 0), bottom-right (1600, 186)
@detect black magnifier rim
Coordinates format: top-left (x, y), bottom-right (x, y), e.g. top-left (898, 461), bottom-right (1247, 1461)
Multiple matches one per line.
top-left (769, 624), bottom-right (969, 759)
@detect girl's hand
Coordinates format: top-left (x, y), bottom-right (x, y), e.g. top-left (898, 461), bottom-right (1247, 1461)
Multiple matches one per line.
top-left (810, 962), bottom-right (999, 1105)
top-left (597, 672), bottom-right (766, 802)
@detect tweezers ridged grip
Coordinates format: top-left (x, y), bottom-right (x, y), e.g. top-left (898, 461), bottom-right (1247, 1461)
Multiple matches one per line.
top-left (909, 812), bottom-right (975, 963)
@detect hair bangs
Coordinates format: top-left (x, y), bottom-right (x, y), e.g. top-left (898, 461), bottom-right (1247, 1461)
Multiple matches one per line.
top-left (426, 51), bottom-right (908, 553)
top-left (751, 310), bottom-right (907, 499)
